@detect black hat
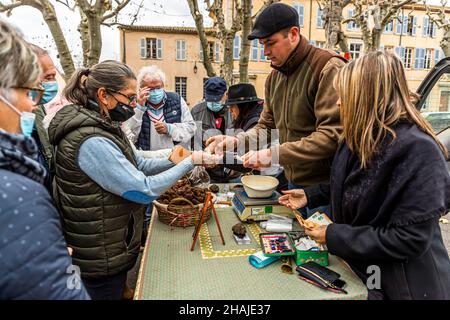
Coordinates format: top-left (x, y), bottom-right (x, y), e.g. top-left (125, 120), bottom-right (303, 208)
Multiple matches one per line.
top-left (224, 83), bottom-right (263, 106)
top-left (204, 76), bottom-right (227, 102)
top-left (248, 3), bottom-right (299, 40)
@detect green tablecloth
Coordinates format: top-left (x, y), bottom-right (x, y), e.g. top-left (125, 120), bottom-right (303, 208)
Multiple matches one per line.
top-left (135, 205), bottom-right (368, 300)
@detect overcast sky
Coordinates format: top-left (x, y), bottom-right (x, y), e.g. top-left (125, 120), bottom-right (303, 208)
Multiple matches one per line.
top-left (0, 0), bottom-right (447, 70)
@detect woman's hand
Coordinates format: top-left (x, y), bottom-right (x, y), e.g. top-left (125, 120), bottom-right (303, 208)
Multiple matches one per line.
top-left (305, 225), bottom-right (328, 245)
top-left (278, 189), bottom-right (308, 209)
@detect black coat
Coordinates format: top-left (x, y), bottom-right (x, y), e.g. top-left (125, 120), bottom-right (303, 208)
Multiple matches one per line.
top-left (305, 121), bottom-right (450, 300)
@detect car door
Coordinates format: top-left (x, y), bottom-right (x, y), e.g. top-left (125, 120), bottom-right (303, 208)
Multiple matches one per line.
top-left (416, 57), bottom-right (450, 169)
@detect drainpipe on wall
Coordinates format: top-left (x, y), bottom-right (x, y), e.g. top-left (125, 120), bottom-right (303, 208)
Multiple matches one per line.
top-left (309, 0), bottom-right (313, 40)
top-left (122, 29), bottom-right (127, 64)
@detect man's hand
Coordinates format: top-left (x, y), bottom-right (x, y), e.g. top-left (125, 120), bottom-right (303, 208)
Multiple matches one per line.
top-left (242, 148), bottom-right (272, 170)
top-left (154, 121), bottom-right (168, 134)
top-left (278, 189), bottom-right (308, 210)
top-left (137, 86), bottom-right (150, 106)
top-left (190, 151), bottom-right (222, 167)
top-left (305, 225), bottom-right (328, 245)
top-left (205, 135), bottom-right (238, 155)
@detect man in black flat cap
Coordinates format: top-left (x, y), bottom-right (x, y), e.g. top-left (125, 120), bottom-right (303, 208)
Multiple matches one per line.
top-left (206, 2), bottom-right (346, 218)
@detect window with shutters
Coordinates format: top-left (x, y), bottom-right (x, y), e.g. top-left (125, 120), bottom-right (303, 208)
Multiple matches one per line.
top-left (140, 38), bottom-right (162, 59)
top-left (200, 41), bottom-right (216, 62)
top-left (176, 40), bottom-right (186, 61)
top-left (347, 9), bottom-right (359, 30)
top-left (293, 3), bottom-right (304, 27)
top-left (406, 16), bottom-right (416, 36)
top-left (175, 77), bottom-right (187, 102)
top-left (423, 17), bottom-right (437, 38)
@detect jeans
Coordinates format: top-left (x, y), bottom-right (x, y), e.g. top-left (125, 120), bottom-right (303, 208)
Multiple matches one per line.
top-left (288, 182), bottom-right (332, 220)
top-left (82, 271), bottom-right (127, 300)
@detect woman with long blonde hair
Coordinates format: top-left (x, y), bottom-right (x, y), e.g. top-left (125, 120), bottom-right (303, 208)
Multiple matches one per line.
top-left (279, 51), bottom-right (450, 299)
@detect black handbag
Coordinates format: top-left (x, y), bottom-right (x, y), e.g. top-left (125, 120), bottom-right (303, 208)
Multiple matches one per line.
top-left (296, 261), bottom-right (348, 294)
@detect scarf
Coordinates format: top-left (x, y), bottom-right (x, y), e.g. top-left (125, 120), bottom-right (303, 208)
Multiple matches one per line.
top-left (0, 130), bottom-right (47, 185)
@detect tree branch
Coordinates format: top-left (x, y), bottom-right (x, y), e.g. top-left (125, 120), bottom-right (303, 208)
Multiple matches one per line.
top-left (102, 0), bottom-right (130, 21)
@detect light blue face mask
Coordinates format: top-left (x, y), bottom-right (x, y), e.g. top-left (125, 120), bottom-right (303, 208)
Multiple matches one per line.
top-left (207, 101), bottom-right (223, 112)
top-left (148, 88), bottom-right (165, 105)
top-left (0, 94), bottom-right (36, 137)
top-left (40, 81), bottom-right (58, 104)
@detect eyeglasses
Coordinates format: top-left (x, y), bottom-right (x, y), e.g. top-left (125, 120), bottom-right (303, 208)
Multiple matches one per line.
top-left (107, 89), bottom-right (137, 107)
top-left (15, 85), bottom-right (45, 105)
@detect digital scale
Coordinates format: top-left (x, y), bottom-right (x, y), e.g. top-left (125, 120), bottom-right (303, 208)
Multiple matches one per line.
top-left (231, 189), bottom-right (293, 222)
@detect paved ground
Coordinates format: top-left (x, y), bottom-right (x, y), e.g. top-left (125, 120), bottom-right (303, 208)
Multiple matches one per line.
top-left (127, 213), bottom-right (450, 293)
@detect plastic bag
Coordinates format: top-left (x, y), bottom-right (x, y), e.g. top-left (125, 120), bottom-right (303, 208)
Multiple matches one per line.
top-left (188, 166), bottom-right (211, 188)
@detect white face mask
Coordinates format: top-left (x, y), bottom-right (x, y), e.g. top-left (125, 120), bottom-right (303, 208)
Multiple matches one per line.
top-left (0, 94), bottom-right (36, 137)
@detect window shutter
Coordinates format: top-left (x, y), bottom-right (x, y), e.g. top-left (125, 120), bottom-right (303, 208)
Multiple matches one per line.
top-left (199, 42), bottom-right (204, 62)
top-left (233, 35), bottom-right (240, 60)
top-left (380, 44), bottom-right (384, 52)
top-left (423, 17), bottom-right (429, 37)
top-left (412, 16), bottom-right (417, 36)
top-left (140, 38), bottom-right (147, 59)
top-left (435, 48), bottom-right (442, 65)
top-left (157, 39), bottom-right (163, 59)
top-left (317, 8), bottom-right (323, 28)
top-left (295, 4), bottom-right (304, 27)
top-left (215, 42), bottom-right (220, 62)
top-left (432, 22), bottom-right (437, 38)
top-left (396, 15), bottom-right (403, 34)
top-left (348, 9), bottom-right (353, 29)
top-left (402, 16), bottom-right (408, 34)
top-left (310, 40), bottom-right (316, 46)
top-left (395, 46), bottom-right (401, 57)
top-left (414, 48), bottom-right (420, 69)
top-left (176, 40), bottom-right (180, 60)
top-left (183, 40), bottom-right (186, 60)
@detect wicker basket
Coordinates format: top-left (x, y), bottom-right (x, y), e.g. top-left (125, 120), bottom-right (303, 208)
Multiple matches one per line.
top-left (154, 197), bottom-right (213, 228)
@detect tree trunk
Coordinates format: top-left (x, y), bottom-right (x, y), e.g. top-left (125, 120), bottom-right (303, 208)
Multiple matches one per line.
top-left (78, 11), bottom-right (90, 67)
top-left (86, 16), bottom-right (103, 67)
top-left (441, 29), bottom-right (450, 57)
top-left (187, 0), bottom-right (216, 77)
top-left (39, 0), bottom-right (75, 78)
top-left (239, 0), bottom-right (252, 83)
top-left (221, 34), bottom-right (235, 85)
top-left (321, 0), bottom-right (350, 52)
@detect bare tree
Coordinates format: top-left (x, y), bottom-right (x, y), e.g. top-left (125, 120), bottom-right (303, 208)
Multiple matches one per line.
top-left (344, 0), bottom-right (417, 53)
top-left (187, 0), bottom-right (216, 77)
top-left (319, 0), bottom-right (351, 52)
top-left (207, 0), bottom-right (243, 85)
top-left (239, 0), bottom-right (278, 83)
top-left (424, 0), bottom-right (450, 57)
top-left (0, 0), bottom-right (133, 79)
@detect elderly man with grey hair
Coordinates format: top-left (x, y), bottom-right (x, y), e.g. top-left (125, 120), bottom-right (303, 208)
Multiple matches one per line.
top-left (122, 65), bottom-right (196, 151)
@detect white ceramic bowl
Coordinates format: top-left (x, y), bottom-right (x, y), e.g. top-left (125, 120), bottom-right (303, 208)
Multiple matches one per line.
top-left (241, 175), bottom-right (279, 198)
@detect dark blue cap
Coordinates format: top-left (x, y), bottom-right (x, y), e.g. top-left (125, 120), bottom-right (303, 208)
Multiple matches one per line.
top-left (204, 77), bottom-right (227, 102)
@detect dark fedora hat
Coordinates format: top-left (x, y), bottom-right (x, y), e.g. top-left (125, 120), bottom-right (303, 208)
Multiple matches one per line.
top-left (224, 83), bottom-right (263, 106)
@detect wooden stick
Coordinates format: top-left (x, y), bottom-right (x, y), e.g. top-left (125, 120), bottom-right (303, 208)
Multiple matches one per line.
top-left (190, 192), bottom-right (210, 251)
top-left (211, 197), bottom-right (225, 245)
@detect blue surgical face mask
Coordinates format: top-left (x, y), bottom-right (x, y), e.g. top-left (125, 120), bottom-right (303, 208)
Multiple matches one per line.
top-left (0, 94), bottom-right (36, 137)
top-left (40, 81), bottom-right (58, 104)
top-left (148, 88), bottom-right (165, 105)
top-left (207, 101), bottom-right (223, 112)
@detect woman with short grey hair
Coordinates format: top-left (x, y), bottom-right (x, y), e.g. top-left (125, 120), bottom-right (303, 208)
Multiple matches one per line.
top-left (0, 18), bottom-right (90, 300)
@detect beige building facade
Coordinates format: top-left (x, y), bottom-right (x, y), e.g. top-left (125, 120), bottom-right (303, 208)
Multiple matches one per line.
top-left (119, 0), bottom-right (450, 112)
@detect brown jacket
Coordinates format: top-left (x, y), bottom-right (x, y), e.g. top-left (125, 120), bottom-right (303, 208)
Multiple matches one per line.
top-left (237, 36), bottom-right (346, 186)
